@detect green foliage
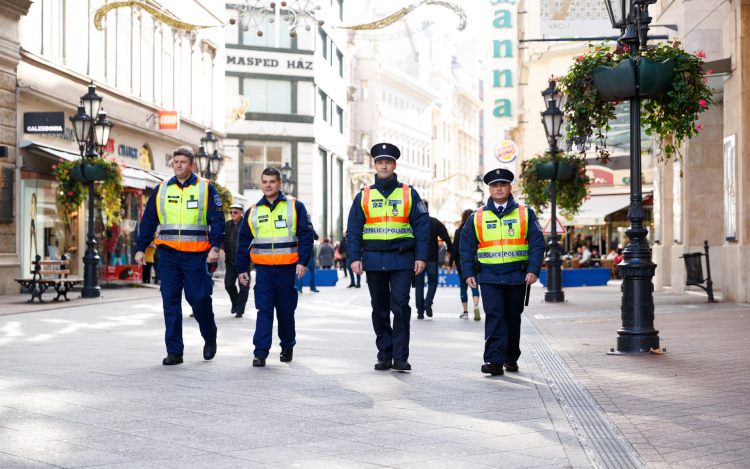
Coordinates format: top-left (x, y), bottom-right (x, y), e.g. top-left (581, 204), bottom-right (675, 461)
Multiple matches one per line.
top-left (53, 156), bottom-right (124, 226)
top-left (211, 180), bottom-right (234, 218)
top-left (558, 40), bottom-right (714, 163)
top-left (520, 152), bottom-right (591, 219)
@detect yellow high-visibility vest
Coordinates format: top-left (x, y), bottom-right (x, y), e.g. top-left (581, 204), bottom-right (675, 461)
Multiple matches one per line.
top-left (248, 197), bottom-right (298, 265)
top-left (154, 177), bottom-right (210, 252)
top-left (474, 205), bottom-right (529, 264)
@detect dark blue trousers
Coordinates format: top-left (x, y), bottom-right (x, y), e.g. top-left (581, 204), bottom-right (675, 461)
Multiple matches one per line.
top-left (158, 247), bottom-right (217, 355)
top-left (479, 283), bottom-right (525, 365)
top-left (415, 260), bottom-right (439, 315)
top-left (366, 269), bottom-right (412, 360)
top-left (253, 264), bottom-right (298, 357)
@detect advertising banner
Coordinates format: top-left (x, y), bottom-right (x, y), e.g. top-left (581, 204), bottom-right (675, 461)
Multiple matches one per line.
top-left (24, 112), bottom-right (65, 134)
top-left (540, 0), bottom-right (614, 37)
top-left (158, 111), bottom-right (179, 130)
top-left (99, 265), bottom-right (142, 282)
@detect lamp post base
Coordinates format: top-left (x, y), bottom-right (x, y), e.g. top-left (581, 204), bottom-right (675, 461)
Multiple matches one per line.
top-left (81, 287), bottom-right (101, 298)
top-left (544, 290), bottom-right (565, 302)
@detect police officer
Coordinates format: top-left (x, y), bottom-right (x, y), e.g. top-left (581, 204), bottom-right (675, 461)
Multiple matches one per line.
top-left (346, 143), bottom-right (429, 371)
top-left (135, 146), bottom-right (225, 366)
top-left (459, 169), bottom-right (545, 376)
top-left (236, 167), bottom-right (314, 367)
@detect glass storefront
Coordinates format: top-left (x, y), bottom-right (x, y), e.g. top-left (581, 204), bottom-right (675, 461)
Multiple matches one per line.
top-left (95, 189), bottom-right (144, 282)
top-left (21, 178), bottom-right (78, 277)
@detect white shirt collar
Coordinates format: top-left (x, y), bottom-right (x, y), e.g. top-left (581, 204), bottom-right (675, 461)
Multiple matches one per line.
top-left (493, 199), bottom-right (508, 211)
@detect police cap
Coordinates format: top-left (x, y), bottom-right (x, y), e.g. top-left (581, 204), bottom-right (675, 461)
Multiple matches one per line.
top-left (370, 143), bottom-right (401, 161)
top-left (484, 168), bottom-right (514, 185)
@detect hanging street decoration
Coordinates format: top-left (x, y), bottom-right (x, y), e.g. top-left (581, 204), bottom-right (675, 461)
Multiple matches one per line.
top-left (337, 0), bottom-right (466, 32)
top-left (94, 1), bottom-right (215, 32)
top-left (350, 21), bottom-right (434, 42)
top-left (230, 0), bottom-right (323, 38)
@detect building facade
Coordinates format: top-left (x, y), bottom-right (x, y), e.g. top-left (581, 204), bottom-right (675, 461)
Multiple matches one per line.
top-left (11, 0), bottom-right (226, 290)
top-left (223, 0), bottom-right (349, 241)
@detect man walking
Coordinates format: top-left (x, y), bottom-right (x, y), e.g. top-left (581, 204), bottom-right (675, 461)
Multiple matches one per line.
top-left (346, 143), bottom-right (429, 371)
top-left (415, 201), bottom-right (452, 319)
top-left (224, 204), bottom-right (249, 318)
top-left (341, 233), bottom-right (361, 288)
top-left (237, 167), bottom-right (314, 367)
top-left (135, 146), bottom-right (225, 366)
top-left (460, 169), bottom-right (545, 375)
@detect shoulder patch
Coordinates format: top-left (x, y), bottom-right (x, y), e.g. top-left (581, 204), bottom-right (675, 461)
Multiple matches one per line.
top-left (214, 194), bottom-right (222, 207)
top-left (535, 220), bottom-right (543, 232)
top-left (417, 202), bottom-right (427, 214)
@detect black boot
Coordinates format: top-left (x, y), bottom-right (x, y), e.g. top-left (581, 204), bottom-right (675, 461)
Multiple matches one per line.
top-left (280, 349), bottom-right (293, 362)
top-left (481, 361), bottom-right (504, 376)
top-left (203, 341), bottom-right (217, 360)
top-left (374, 359), bottom-right (392, 371)
top-left (253, 355), bottom-right (266, 367)
top-left (503, 361), bottom-right (519, 372)
top-left (162, 353), bottom-right (183, 366)
top-left (393, 359), bottom-right (411, 371)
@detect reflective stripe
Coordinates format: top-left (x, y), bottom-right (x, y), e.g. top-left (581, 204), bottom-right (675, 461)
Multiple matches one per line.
top-left (252, 247), bottom-right (298, 255)
top-left (478, 239), bottom-right (527, 248)
top-left (363, 216), bottom-right (410, 224)
top-left (156, 234), bottom-right (209, 242)
top-left (286, 197), bottom-right (295, 238)
top-left (478, 250), bottom-right (529, 259)
top-left (363, 186), bottom-right (371, 219)
top-left (158, 182), bottom-right (166, 222)
top-left (254, 236), bottom-right (298, 244)
top-left (363, 227), bottom-right (414, 235)
top-left (157, 223), bottom-right (211, 232)
top-left (196, 177), bottom-right (207, 228)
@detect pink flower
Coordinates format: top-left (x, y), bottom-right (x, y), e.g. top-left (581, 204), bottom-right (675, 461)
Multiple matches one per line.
top-left (704, 78), bottom-right (709, 83)
top-left (623, 46), bottom-right (630, 52)
top-left (67, 191), bottom-right (73, 196)
top-left (52, 164), bottom-right (56, 169)
top-left (699, 100), bottom-right (707, 107)
top-left (579, 168), bottom-right (585, 172)
top-left (578, 55), bottom-right (584, 61)
top-left (697, 125), bottom-right (703, 130)
top-left (706, 70), bottom-right (714, 75)
top-left (696, 50), bottom-right (706, 59)
top-left (65, 202), bottom-right (69, 206)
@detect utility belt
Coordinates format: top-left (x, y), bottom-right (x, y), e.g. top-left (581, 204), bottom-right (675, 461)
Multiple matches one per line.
top-left (473, 257), bottom-right (529, 275)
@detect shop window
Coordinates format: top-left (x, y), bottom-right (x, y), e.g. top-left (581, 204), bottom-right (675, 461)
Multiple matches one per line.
top-left (242, 143), bottom-right (289, 190)
top-left (95, 190), bottom-right (143, 270)
top-left (243, 78), bottom-right (292, 114)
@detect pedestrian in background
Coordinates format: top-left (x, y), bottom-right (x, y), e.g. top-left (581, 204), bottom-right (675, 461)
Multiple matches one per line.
top-left (143, 242), bottom-right (156, 283)
top-left (342, 233), bottom-right (361, 288)
top-left (460, 169), bottom-right (544, 376)
top-left (338, 234), bottom-right (350, 279)
top-left (415, 201), bottom-right (452, 319)
top-left (237, 167), bottom-right (314, 367)
top-left (318, 237), bottom-right (334, 269)
top-left (135, 146), bottom-right (224, 366)
top-left (224, 204), bottom-right (249, 318)
top-left (297, 231), bottom-right (320, 293)
top-left (450, 209), bottom-right (480, 320)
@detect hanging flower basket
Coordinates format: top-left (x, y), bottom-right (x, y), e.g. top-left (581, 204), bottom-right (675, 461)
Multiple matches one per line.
top-left (53, 157), bottom-right (124, 226)
top-left (69, 164), bottom-right (108, 183)
top-left (521, 152), bottom-right (590, 219)
top-left (558, 40), bottom-right (715, 162)
top-left (535, 161), bottom-right (577, 181)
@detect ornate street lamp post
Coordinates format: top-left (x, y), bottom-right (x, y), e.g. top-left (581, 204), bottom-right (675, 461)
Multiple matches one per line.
top-left (195, 146), bottom-right (209, 178)
top-left (281, 161), bottom-right (296, 195)
top-left (603, 0), bottom-right (661, 354)
top-left (69, 82), bottom-right (114, 298)
top-left (541, 79), bottom-right (565, 303)
top-left (474, 174), bottom-right (484, 208)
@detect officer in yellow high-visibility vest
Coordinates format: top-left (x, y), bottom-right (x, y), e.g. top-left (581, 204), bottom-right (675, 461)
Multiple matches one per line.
top-left (345, 143), bottom-right (430, 372)
top-left (459, 169), bottom-right (545, 376)
top-left (236, 167), bottom-right (314, 367)
top-left (136, 146), bottom-right (226, 366)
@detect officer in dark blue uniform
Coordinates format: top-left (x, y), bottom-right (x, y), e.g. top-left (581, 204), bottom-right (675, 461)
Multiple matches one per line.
top-left (459, 169), bottom-right (545, 375)
top-left (346, 143), bottom-right (430, 371)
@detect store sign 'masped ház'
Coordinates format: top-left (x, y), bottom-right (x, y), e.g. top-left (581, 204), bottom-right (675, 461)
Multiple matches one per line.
top-left (226, 49), bottom-right (314, 77)
top-left (486, 0), bottom-right (518, 128)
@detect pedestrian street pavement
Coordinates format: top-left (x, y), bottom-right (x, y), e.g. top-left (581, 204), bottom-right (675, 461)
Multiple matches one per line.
top-left (1, 275), bottom-right (747, 468)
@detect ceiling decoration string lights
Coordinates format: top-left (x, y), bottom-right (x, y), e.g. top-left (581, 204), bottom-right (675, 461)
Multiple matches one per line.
top-left (94, 1), bottom-right (214, 31)
top-left (338, 0), bottom-right (467, 32)
top-left (229, 0), bottom-right (324, 38)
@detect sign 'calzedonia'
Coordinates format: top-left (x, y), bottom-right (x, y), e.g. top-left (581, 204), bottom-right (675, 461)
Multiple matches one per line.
top-left (485, 0), bottom-right (518, 128)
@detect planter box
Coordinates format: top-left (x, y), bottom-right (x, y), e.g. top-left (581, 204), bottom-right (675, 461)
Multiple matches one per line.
top-left (536, 162), bottom-right (576, 181)
top-left (638, 57), bottom-right (676, 98)
top-left (592, 59), bottom-right (637, 102)
top-left (554, 162), bottom-right (575, 180)
top-left (69, 164), bottom-right (107, 183)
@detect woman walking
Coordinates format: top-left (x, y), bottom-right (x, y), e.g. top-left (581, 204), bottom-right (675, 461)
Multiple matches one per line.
top-left (450, 209), bottom-right (481, 320)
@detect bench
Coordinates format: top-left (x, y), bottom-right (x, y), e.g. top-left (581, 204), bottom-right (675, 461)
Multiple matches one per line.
top-left (15, 255), bottom-right (83, 303)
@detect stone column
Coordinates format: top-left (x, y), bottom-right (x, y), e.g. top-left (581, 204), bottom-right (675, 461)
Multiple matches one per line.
top-left (0, 0), bottom-right (31, 294)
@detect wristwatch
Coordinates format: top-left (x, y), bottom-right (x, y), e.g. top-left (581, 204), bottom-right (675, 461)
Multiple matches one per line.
top-left (212, 246), bottom-right (220, 253)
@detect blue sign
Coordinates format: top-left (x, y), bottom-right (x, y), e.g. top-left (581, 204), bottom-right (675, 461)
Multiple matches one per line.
top-left (118, 145), bottom-right (138, 159)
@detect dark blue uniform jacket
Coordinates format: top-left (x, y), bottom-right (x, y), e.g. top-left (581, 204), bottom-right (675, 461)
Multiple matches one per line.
top-left (235, 191), bottom-right (314, 274)
top-left (136, 172), bottom-right (225, 253)
top-left (459, 194), bottom-right (545, 286)
top-left (345, 174), bottom-right (430, 272)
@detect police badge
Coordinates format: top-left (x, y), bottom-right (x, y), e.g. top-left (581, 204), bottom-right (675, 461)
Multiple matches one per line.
top-left (392, 207), bottom-right (399, 216)
top-left (508, 228), bottom-right (515, 236)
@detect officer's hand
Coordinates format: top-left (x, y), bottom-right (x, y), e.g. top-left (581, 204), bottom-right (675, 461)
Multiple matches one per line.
top-left (135, 251), bottom-right (146, 266)
top-left (526, 273), bottom-right (539, 285)
top-left (414, 261), bottom-right (426, 275)
top-left (466, 277), bottom-right (477, 289)
top-left (207, 249), bottom-right (220, 263)
top-left (239, 272), bottom-right (250, 286)
top-left (296, 264), bottom-right (308, 279)
top-left (351, 261), bottom-right (363, 275)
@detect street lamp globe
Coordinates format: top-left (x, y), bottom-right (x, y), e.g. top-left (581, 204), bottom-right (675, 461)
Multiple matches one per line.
top-left (81, 82), bottom-right (103, 121)
top-left (281, 162), bottom-right (295, 194)
top-left (93, 110), bottom-right (114, 151)
top-left (209, 150), bottom-right (223, 178)
top-left (195, 146), bottom-right (208, 176)
top-left (201, 130), bottom-right (218, 156)
top-left (69, 105), bottom-right (93, 149)
top-left (541, 108), bottom-right (563, 142)
top-left (603, 0), bottom-right (628, 29)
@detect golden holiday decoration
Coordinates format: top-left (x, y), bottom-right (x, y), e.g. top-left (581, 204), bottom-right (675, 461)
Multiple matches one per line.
top-left (94, 1), bottom-right (214, 32)
top-left (338, 0), bottom-right (467, 32)
top-left (230, 0), bottom-right (323, 38)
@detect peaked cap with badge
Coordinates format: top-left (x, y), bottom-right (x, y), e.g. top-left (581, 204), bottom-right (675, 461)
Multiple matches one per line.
top-left (484, 168), bottom-right (515, 186)
top-left (370, 143), bottom-right (401, 161)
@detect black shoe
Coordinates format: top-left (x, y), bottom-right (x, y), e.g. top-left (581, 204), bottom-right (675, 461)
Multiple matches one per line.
top-left (417, 314), bottom-right (424, 320)
top-left (503, 361), bottom-right (519, 372)
top-left (189, 313), bottom-right (194, 317)
top-left (425, 304), bottom-right (433, 317)
top-left (347, 284), bottom-right (356, 288)
top-left (162, 353), bottom-right (183, 366)
top-left (393, 359), bottom-right (411, 371)
top-left (311, 288), bottom-right (320, 293)
top-left (374, 359), bottom-right (392, 371)
top-left (481, 361), bottom-right (504, 376)
top-left (231, 306), bottom-right (236, 315)
top-left (203, 341), bottom-right (217, 360)
top-left (280, 349), bottom-right (293, 362)
top-left (355, 284), bottom-right (361, 288)
top-left (235, 312), bottom-right (243, 318)
top-left (253, 355), bottom-right (266, 367)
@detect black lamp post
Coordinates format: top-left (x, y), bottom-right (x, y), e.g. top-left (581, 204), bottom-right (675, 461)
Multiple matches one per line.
top-left (603, 0), bottom-right (660, 354)
top-left (195, 146), bottom-right (209, 178)
top-left (541, 79), bottom-right (565, 303)
top-left (474, 174), bottom-right (484, 208)
top-left (209, 150), bottom-right (223, 180)
top-left (281, 161), bottom-right (296, 195)
top-left (69, 82), bottom-right (114, 299)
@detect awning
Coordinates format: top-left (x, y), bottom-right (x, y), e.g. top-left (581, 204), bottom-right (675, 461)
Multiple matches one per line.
top-left (537, 193), bottom-right (650, 226)
top-left (19, 140), bottom-right (80, 161)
